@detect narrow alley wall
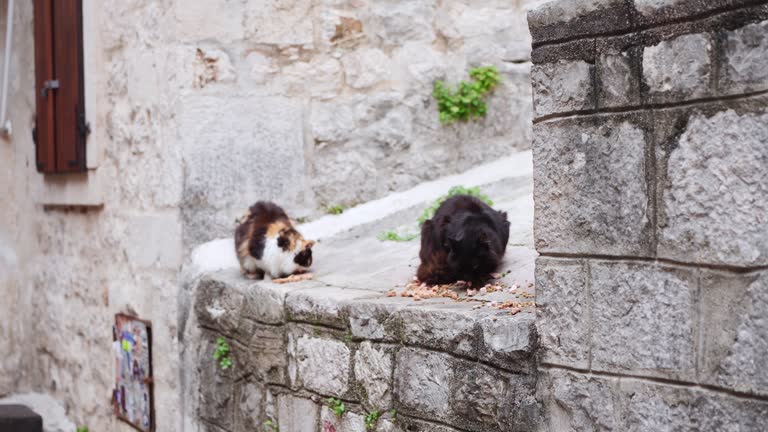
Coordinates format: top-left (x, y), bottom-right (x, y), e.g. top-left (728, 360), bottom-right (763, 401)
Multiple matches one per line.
top-left (529, 0), bottom-right (768, 430)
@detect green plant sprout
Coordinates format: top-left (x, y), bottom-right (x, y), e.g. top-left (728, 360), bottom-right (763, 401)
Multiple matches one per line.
top-left (364, 410), bottom-right (381, 430)
top-left (77, 427), bottom-right (89, 432)
top-left (213, 336), bottom-right (233, 370)
top-left (433, 66), bottom-right (501, 123)
top-left (327, 204), bottom-right (346, 215)
top-left (327, 397), bottom-right (345, 417)
top-left (378, 185), bottom-right (494, 242)
top-left (390, 409), bottom-right (397, 419)
top-left (263, 419), bottom-right (279, 432)
top-left (377, 230), bottom-right (419, 242)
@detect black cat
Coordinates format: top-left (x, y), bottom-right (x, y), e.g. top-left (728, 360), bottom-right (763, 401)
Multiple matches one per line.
top-left (417, 195), bottom-right (510, 285)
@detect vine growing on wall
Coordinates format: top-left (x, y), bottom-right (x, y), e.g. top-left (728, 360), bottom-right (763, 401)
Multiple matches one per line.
top-left (433, 66), bottom-right (502, 123)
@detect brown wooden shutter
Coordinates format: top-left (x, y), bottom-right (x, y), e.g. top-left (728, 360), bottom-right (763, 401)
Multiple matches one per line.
top-left (33, 0), bottom-right (87, 174)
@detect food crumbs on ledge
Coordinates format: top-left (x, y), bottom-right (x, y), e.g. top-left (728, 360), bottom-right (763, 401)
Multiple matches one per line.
top-left (273, 272), bottom-right (315, 284)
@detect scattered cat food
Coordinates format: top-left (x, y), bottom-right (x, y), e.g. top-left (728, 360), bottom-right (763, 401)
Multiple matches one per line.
top-left (273, 272), bottom-right (315, 284)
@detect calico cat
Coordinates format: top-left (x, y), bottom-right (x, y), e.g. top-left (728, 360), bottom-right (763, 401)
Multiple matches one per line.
top-left (417, 195), bottom-right (510, 285)
top-left (234, 201), bottom-right (315, 279)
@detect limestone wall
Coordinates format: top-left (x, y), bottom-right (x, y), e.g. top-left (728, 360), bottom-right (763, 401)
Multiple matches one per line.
top-left (173, 0), bottom-right (538, 247)
top-left (528, 0), bottom-right (768, 430)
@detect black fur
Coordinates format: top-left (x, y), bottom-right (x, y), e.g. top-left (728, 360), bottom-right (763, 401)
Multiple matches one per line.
top-left (293, 247), bottom-right (313, 267)
top-left (417, 195), bottom-right (510, 285)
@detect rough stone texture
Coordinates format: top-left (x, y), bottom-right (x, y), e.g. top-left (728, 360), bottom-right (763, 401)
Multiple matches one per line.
top-left (354, 342), bottom-right (394, 409)
top-left (277, 395), bottom-right (319, 432)
top-left (179, 96), bottom-right (307, 248)
top-left (537, 369), bottom-right (620, 432)
top-left (530, 2), bottom-right (768, 431)
top-left (531, 60), bottom-right (594, 117)
top-left (659, 109), bottom-right (768, 267)
top-left (597, 51), bottom-right (640, 108)
top-left (290, 334), bottom-right (351, 396)
top-left (394, 348), bottom-right (452, 418)
top-left (320, 407), bottom-right (366, 432)
top-left (590, 262), bottom-right (697, 380)
top-left (535, 258), bottom-right (589, 369)
top-left (720, 20), bottom-right (768, 95)
top-left (533, 117), bottom-right (652, 256)
top-left (642, 33), bottom-right (713, 103)
top-left (701, 271), bottom-right (768, 397)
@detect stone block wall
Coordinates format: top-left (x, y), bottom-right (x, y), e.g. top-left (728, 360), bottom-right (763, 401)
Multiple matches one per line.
top-left (182, 270), bottom-right (539, 432)
top-left (529, 1), bottom-right (768, 430)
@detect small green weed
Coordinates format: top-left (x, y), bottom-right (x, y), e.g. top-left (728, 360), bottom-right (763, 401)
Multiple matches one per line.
top-left (378, 185), bottom-right (494, 242)
top-left (364, 410), bottom-right (381, 430)
top-left (377, 230), bottom-right (419, 242)
top-left (327, 205), bottom-right (346, 215)
top-left (433, 66), bottom-right (501, 123)
top-left (77, 427), bottom-right (89, 432)
top-left (213, 337), bottom-right (233, 370)
top-left (418, 186), bottom-right (493, 225)
top-left (327, 397), bottom-right (345, 417)
top-left (390, 409), bottom-right (397, 419)
top-left (263, 418), bottom-right (279, 432)
top-left (343, 333), bottom-right (354, 343)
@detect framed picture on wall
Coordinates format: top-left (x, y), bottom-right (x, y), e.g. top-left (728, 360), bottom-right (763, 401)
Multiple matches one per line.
top-left (112, 314), bottom-right (154, 432)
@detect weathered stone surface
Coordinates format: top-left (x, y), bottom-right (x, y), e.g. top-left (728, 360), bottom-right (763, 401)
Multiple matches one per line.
top-left (590, 262), bottom-right (697, 380)
top-left (233, 380), bottom-right (267, 431)
top-left (180, 96), bottom-right (306, 247)
top-left (354, 342), bottom-right (394, 409)
top-left (659, 109), bottom-right (768, 267)
top-left (174, 0), bottom-right (244, 43)
top-left (721, 20), bottom-right (768, 95)
top-left (396, 303), bottom-right (478, 356)
top-left (692, 391), bottom-right (768, 431)
top-left (198, 336), bottom-right (236, 430)
top-left (244, 0), bottom-right (314, 46)
top-left (246, 324), bottom-right (288, 385)
top-left (643, 33), bottom-right (712, 103)
top-left (477, 312), bottom-right (537, 372)
top-left (527, 0), bottom-right (632, 44)
top-left (533, 117), bottom-right (652, 256)
top-left (701, 271), bottom-right (768, 396)
top-left (194, 276), bottom-right (246, 335)
top-left (531, 60), bottom-right (594, 117)
top-left (286, 286), bottom-right (376, 328)
top-left (535, 258), bottom-right (589, 369)
top-left (597, 51), bottom-right (639, 108)
top-left (369, 1), bottom-right (437, 45)
top-left (277, 395), bottom-right (319, 432)
top-left (125, 213), bottom-right (182, 269)
top-left (348, 298), bottom-right (408, 341)
top-left (341, 48), bottom-right (391, 89)
top-left (538, 369), bottom-right (619, 432)
top-left (290, 333), bottom-right (351, 395)
top-left (320, 407), bottom-right (366, 432)
top-left (394, 348), bottom-right (451, 418)
top-left (192, 48), bottom-right (236, 89)
top-left (283, 56), bottom-right (344, 100)
top-left (619, 380), bottom-right (693, 432)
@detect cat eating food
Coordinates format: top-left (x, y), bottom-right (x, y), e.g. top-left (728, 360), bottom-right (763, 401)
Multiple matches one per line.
top-left (234, 201), bottom-right (315, 280)
top-left (417, 195), bottom-right (510, 286)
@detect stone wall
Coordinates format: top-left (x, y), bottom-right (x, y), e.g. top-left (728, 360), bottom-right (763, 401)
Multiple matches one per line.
top-left (0, 2), bottom-right (184, 431)
top-left (173, 0), bottom-right (538, 247)
top-left (183, 269), bottom-right (539, 432)
top-left (529, 0), bottom-right (768, 430)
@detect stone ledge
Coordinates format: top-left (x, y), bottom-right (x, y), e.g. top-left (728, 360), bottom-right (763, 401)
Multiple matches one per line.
top-left (188, 268), bottom-right (540, 431)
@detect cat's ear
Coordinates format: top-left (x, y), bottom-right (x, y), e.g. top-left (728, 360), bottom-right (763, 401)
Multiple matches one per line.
top-left (478, 231), bottom-right (488, 243)
top-left (304, 240), bottom-right (316, 250)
